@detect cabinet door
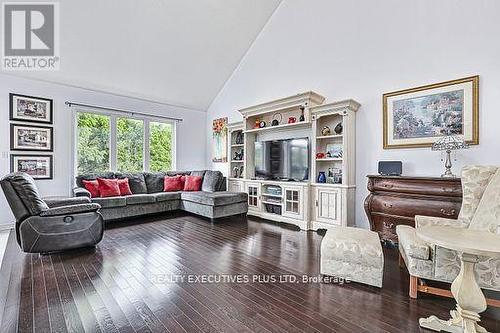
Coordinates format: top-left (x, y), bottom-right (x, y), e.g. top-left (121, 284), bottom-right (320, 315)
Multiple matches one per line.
top-left (246, 183), bottom-right (260, 211)
top-left (228, 180), bottom-right (243, 193)
top-left (282, 186), bottom-right (304, 220)
top-left (315, 188), bottom-right (341, 225)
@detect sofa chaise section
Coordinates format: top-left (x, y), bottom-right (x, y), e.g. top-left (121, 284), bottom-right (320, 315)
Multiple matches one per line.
top-left (181, 191), bottom-right (248, 220)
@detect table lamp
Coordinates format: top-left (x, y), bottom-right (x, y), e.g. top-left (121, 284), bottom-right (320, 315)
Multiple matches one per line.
top-left (431, 131), bottom-right (468, 178)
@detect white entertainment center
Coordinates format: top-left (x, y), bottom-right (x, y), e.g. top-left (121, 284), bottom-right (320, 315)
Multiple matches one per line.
top-left (227, 92), bottom-right (360, 230)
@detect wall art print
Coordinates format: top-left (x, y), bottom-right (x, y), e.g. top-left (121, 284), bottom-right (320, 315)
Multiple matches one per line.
top-left (10, 154), bottom-right (53, 180)
top-left (212, 117), bottom-right (228, 162)
top-left (9, 93), bottom-right (53, 124)
top-left (10, 124), bottom-right (54, 152)
top-left (383, 76), bottom-right (479, 149)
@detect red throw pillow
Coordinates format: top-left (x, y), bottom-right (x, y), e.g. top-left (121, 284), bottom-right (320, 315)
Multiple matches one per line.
top-left (117, 178), bottom-right (132, 196)
top-left (97, 178), bottom-right (121, 197)
top-left (183, 175), bottom-right (202, 191)
top-left (82, 179), bottom-right (100, 198)
top-left (164, 175), bottom-right (184, 192)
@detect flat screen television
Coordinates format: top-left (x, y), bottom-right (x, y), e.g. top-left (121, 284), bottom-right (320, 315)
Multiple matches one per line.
top-left (254, 138), bottom-right (309, 181)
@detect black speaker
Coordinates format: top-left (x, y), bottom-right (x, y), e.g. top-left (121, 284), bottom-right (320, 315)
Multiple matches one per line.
top-left (378, 161), bottom-right (402, 176)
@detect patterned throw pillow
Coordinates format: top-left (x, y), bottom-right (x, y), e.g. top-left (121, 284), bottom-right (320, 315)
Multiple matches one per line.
top-left (117, 178), bottom-right (133, 196)
top-left (97, 178), bottom-right (121, 198)
top-left (82, 179), bottom-right (100, 198)
top-left (183, 175), bottom-right (202, 191)
top-left (163, 175), bottom-right (184, 192)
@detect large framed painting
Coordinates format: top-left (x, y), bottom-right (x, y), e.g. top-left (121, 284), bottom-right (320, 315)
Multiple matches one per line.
top-left (212, 117), bottom-right (228, 163)
top-left (11, 154), bottom-right (53, 180)
top-left (383, 76), bottom-right (479, 149)
top-left (10, 124), bottom-right (54, 152)
top-left (9, 93), bottom-right (53, 124)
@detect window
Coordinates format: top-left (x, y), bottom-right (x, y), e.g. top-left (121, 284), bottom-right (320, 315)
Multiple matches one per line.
top-left (76, 113), bottom-right (110, 174)
top-left (75, 111), bottom-right (175, 175)
top-left (149, 121), bottom-right (173, 172)
top-left (117, 117), bottom-right (144, 172)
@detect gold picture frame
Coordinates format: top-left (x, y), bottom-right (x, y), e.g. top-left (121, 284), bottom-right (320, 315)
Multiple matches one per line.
top-left (383, 76), bottom-right (479, 149)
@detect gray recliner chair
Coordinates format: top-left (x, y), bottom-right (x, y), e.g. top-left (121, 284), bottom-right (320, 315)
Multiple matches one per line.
top-left (1, 172), bottom-right (104, 253)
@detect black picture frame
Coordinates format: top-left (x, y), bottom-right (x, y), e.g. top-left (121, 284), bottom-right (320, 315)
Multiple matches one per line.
top-left (9, 93), bottom-right (53, 124)
top-left (10, 154), bottom-right (54, 180)
top-left (10, 123), bottom-right (54, 152)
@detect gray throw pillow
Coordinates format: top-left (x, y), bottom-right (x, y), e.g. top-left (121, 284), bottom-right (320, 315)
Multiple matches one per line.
top-left (144, 172), bottom-right (167, 193)
top-left (115, 172), bottom-right (148, 194)
top-left (190, 170), bottom-right (206, 178)
top-left (202, 170), bottom-right (223, 192)
top-left (76, 172), bottom-right (115, 187)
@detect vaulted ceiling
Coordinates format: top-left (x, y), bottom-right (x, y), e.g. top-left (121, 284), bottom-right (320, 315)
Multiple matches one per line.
top-left (15, 0), bottom-right (281, 111)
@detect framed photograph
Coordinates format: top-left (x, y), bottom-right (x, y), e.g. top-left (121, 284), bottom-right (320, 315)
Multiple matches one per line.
top-left (9, 93), bottom-right (53, 124)
top-left (10, 124), bottom-right (54, 152)
top-left (10, 155), bottom-right (53, 180)
top-left (383, 76), bottom-right (479, 149)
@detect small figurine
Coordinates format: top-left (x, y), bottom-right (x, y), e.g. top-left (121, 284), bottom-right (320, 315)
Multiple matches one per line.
top-left (254, 119), bottom-right (260, 129)
top-left (299, 106), bottom-right (305, 122)
top-left (321, 126), bottom-right (331, 136)
top-left (233, 166), bottom-right (240, 178)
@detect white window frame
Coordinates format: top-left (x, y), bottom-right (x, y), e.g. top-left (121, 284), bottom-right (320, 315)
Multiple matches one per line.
top-left (71, 107), bottom-right (177, 188)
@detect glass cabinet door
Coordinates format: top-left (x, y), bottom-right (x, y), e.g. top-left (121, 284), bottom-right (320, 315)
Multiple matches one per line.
top-left (283, 187), bottom-right (302, 219)
top-left (247, 184), bottom-right (260, 209)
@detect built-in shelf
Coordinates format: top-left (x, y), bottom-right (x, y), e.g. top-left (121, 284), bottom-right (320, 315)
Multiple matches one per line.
top-left (313, 182), bottom-right (344, 187)
top-left (261, 201), bottom-right (282, 206)
top-left (262, 193), bottom-right (282, 198)
top-left (230, 160), bottom-right (244, 163)
top-left (244, 121), bottom-right (311, 134)
top-left (316, 134), bottom-right (343, 140)
top-left (316, 158), bottom-right (343, 162)
top-left (231, 144), bottom-right (244, 147)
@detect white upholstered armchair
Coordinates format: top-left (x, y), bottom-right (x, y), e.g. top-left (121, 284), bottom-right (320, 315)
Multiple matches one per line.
top-left (396, 165), bottom-right (500, 301)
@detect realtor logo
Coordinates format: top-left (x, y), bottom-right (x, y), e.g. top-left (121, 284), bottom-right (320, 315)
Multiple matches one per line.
top-left (2, 2), bottom-right (59, 70)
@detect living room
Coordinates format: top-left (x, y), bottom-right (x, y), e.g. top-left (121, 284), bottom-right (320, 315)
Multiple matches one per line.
top-left (1, 1), bottom-right (500, 332)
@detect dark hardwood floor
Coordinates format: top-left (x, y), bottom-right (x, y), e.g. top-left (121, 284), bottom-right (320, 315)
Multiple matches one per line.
top-left (1, 213), bottom-right (499, 333)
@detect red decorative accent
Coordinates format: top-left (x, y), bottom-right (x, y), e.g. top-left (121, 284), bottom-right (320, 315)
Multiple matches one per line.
top-left (82, 180), bottom-right (100, 198)
top-left (183, 175), bottom-right (202, 191)
top-left (97, 178), bottom-right (121, 197)
top-left (117, 178), bottom-right (132, 196)
top-left (163, 175), bottom-right (184, 192)
top-left (316, 152), bottom-right (325, 159)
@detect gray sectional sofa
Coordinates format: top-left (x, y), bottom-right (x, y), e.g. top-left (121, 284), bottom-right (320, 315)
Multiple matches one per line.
top-left (73, 170), bottom-right (248, 222)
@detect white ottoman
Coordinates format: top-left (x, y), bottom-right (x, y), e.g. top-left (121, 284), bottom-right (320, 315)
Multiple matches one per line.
top-left (320, 227), bottom-right (384, 288)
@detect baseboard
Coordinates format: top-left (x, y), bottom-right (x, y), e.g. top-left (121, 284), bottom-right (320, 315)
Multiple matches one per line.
top-left (0, 224), bottom-right (14, 232)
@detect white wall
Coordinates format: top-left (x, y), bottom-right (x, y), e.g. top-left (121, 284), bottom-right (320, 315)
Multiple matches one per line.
top-left (1, 74), bottom-right (207, 226)
top-left (207, 0), bottom-right (500, 228)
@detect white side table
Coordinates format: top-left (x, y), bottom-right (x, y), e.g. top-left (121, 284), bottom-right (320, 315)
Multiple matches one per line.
top-left (417, 226), bottom-right (500, 333)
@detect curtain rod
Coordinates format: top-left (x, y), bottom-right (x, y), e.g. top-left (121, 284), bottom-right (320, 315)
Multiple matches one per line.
top-left (65, 101), bottom-right (183, 122)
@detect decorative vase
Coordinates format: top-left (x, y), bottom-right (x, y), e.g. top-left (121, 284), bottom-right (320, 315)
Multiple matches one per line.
top-left (334, 122), bottom-right (343, 135)
top-left (318, 172), bottom-right (327, 183)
